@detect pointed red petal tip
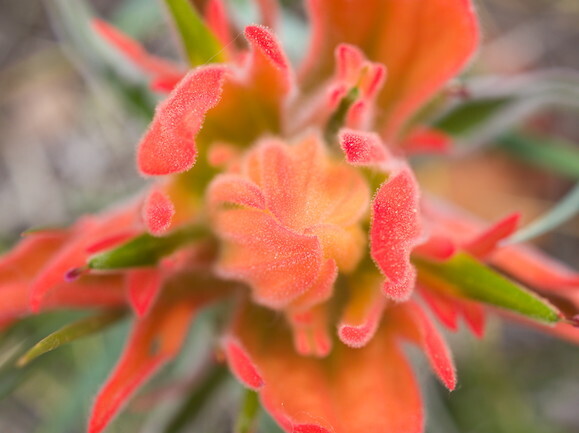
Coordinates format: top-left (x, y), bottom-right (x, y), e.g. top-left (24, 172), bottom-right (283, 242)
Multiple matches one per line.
top-left (413, 236), bottom-right (457, 261)
top-left (128, 268), bottom-right (163, 317)
top-left (244, 25), bottom-right (288, 71)
top-left (397, 302), bottom-right (457, 390)
top-left (465, 212), bottom-right (521, 258)
top-left (142, 189), bottom-right (175, 236)
top-left (338, 323), bottom-right (376, 349)
top-left (371, 167), bottom-right (422, 302)
top-left (224, 337), bottom-right (264, 390)
top-left (137, 66), bottom-right (227, 176)
top-left (339, 129), bottom-right (390, 166)
top-left (403, 128), bottom-right (453, 155)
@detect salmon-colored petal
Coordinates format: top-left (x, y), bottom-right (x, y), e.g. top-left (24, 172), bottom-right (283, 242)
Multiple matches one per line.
top-left (301, 0), bottom-right (479, 138)
top-left (127, 268), bottom-right (163, 317)
top-left (289, 259), bottom-right (337, 312)
top-left (464, 212), bottom-right (521, 259)
top-left (227, 303), bottom-right (423, 433)
top-left (392, 302), bottom-right (457, 390)
top-left (142, 189), bottom-right (175, 236)
top-left (137, 66), bottom-right (227, 176)
top-left (338, 273), bottom-right (387, 348)
top-left (371, 166), bottom-right (422, 301)
top-left (209, 174), bottom-right (265, 209)
top-left (339, 128), bottom-right (391, 167)
top-left (215, 208), bottom-right (323, 309)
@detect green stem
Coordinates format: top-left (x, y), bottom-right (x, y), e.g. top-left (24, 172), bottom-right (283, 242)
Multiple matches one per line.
top-left (164, 364), bottom-right (229, 433)
top-left (234, 388), bottom-right (261, 433)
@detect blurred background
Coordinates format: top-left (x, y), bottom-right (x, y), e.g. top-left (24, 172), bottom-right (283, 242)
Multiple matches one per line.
top-left (0, 0), bottom-right (578, 432)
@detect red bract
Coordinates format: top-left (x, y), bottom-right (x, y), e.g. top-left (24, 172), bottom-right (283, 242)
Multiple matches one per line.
top-left (1, 1), bottom-right (578, 433)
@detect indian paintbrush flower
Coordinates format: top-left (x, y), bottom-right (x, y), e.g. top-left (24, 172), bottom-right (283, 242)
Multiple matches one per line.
top-left (1, 1), bottom-right (578, 432)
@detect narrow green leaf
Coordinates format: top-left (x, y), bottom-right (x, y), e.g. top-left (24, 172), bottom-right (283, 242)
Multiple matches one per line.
top-left (164, 365), bottom-right (228, 433)
top-left (507, 182), bottom-right (579, 244)
top-left (88, 226), bottom-right (207, 270)
top-left (164, 0), bottom-right (224, 66)
top-left (434, 72), bottom-right (579, 151)
top-left (415, 253), bottom-right (561, 323)
top-left (497, 132), bottom-right (579, 180)
top-left (434, 97), bottom-right (511, 136)
top-left (17, 309), bottom-right (126, 367)
top-left (235, 388), bottom-right (260, 433)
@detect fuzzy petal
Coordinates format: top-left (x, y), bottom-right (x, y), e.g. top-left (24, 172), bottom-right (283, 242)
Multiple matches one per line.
top-left (392, 302), bottom-right (457, 390)
top-left (215, 208), bottom-right (324, 309)
top-left (371, 166), bottom-right (422, 301)
top-left (338, 273), bottom-right (387, 348)
top-left (137, 66), bottom-right (227, 176)
top-left (143, 189), bottom-right (176, 236)
top-left (339, 128), bottom-right (391, 167)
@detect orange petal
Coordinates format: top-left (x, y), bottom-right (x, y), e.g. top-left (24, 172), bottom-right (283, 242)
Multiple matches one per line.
top-left (338, 273), bottom-right (387, 348)
top-left (371, 166), bottom-right (422, 301)
top-left (301, 0), bottom-right (479, 138)
top-left (137, 66), bottom-right (227, 176)
top-left (227, 303), bottom-right (424, 433)
top-left (392, 302), bottom-right (457, 390)
top-left (215, 208), bottom-right (324, 309)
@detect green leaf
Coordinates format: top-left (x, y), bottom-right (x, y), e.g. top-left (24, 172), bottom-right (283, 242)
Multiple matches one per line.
top-left (17, 309), bottom-right (126, 367)
top-left (434, 72), bottom-right (579, 151)
top-left (164, 0), bottom-right (225, 66)
top-left (415, 253), bottom-right (561, 324)
top-left (88, 226), bottom-right (207, 270)
top-left (507, 182), bottom-right (579, 244)
top-left (497, 132), bottom-right (579, 180)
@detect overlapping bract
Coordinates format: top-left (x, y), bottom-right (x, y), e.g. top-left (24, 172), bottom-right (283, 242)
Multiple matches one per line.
top-left (0, 1), bottom-right (578, 433)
